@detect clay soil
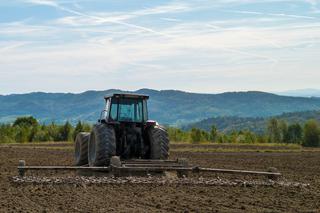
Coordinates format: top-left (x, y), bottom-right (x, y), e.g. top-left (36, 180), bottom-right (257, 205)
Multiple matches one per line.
top-left (0, 143), bottom-right (319, 213)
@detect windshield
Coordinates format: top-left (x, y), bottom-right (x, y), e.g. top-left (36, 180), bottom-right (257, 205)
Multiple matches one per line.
top-left (110, 98), bottom-right (143, 122)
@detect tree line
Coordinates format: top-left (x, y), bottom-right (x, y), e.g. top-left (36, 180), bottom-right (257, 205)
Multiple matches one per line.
top-left (168, 118), bottom-right (320, 147)
top-left (0, 116), bottom-right (320, 147)
top-left (0, 117), bottom-right (90, 143)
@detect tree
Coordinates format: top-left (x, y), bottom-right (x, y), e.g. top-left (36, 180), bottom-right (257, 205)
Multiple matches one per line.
top-left (28, 125), bottom-right (39, 142)
top-left (15, 126), bottom-right (29, 143)
top-left (59, 121), bottom-right (73, 141)
top-left (201, 130), bottom-right (210, 141)
top-left (210, 125), bottom-right (218, 142)
top-left (287, 123), bottom-right (303, 144)
top-left (303, 120), bottom-right (320, 147)
top-left (267, 118), bottom-right (281, 143)
top-left (33, 127), bottom-right (51, 142)
top-left (73, 121), bottom-right (83, 140)
top-left (279, 120), bottom-right (288, 143)
top-left (12, 116), bottom-right (39, 142)
top-left (217, 133), bottom-right (228, 143)
top-left (243, 130), bottom-right (257, 144)
top-left (47, 122), bottom-right (60, 141)
top-left (257, 134), bottom-right (268, 143)
top-left (229, 131), bottom-right (239, 143)
top-left (167, 127), bottom-right (190, 142)
top-left (13, 116), bottom-right (38, 127)
top-left (190, 128), bottom-right (201, 143)
top-left (0, 124), bottom-right (15, 143)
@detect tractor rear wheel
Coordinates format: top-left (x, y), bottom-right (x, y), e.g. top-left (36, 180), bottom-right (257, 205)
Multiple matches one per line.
top-left (148, 126), bottom-right (169, 160)
top-left (74, 132), bottom-right (90, 166)
top-left (88, 124), bottom-right (116, 167)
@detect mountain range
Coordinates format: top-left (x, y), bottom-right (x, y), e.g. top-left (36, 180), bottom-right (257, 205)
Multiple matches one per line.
top-left (1, 89), bottom-right (320, 125)
top-left (184, 111), bottom-right (320, 134)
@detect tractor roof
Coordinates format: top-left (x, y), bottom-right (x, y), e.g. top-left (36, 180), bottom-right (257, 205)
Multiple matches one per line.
top-left (104, 93), bottom-right (149, 100)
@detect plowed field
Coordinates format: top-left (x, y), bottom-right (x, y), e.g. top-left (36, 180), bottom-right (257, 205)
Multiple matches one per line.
top-left (0, 143), bottom-right (319, 213)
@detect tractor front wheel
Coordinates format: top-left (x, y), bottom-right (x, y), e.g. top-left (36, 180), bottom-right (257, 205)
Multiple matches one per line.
top-left (74, 132), bottom-right (90, 166)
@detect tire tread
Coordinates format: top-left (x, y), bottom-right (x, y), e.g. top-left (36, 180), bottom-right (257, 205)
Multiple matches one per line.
top-left (74, 132), bottom-right (90, 166)
top-left (149, 126), bottom-right (170, 160)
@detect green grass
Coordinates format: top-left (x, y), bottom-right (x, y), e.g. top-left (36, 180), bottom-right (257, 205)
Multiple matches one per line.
top-left (1, 141), bottom-right (318, 153)
top-left (171, 141), bottom-right (302, 148)
top-left (0, 145), bottom-right (74, 151)
top-left (170, 148), bottom-right (303, 153)
top-left (0, 141), bottom-right (73, 146)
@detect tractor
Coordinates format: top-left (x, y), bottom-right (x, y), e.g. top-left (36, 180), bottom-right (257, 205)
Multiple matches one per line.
top-left (74, 93), bottom-right (169, 167)
top-left (17, 93), bottom-right (281, 180)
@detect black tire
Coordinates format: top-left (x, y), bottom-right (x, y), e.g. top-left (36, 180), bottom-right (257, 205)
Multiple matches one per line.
top-left (148, 126), bottom-right (170, 160)
top-left (88, 124), bottom-right (116, 167)
top-left (74, 132), bottom-right (90, 166)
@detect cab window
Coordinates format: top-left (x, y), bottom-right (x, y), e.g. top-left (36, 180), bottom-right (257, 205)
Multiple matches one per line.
top-left (110, 98), bottom-right (143, 122)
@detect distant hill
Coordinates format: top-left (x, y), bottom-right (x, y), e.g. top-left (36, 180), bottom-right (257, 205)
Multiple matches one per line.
top-left (184, 111), bottom-right (320, 134)
top-left (277, 89), bottom-right (320, 97)
top-left (1, 89), bottom-right (320, 125)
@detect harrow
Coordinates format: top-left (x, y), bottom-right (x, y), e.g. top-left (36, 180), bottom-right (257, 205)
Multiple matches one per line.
top-left (17, 157), bottom-right (281, 180)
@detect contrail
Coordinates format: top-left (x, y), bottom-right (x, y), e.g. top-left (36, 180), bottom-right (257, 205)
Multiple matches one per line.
top-left (0, 42), bottom-right (29, 53)
top-left (224, 9), bottom-right (317, 20)
top-left (24, 0), bottom-right (171, 37)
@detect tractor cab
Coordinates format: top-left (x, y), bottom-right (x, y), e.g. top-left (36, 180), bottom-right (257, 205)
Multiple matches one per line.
top-left (97, 93), bottom-right (160, 160)
top-left (101, 93), bottom-right (149, 124)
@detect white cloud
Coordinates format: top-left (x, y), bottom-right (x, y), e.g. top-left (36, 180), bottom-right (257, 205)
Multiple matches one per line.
top-left (23, 0), bottom-right (58, 7)
top-left (1, 0), bottom-right (320, 94)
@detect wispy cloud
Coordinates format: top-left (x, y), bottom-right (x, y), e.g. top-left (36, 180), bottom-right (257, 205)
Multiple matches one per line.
top-left (22, 0), bottom-right (192, 37)
top-left (0, 42), bottom-right (29, 53)
top-left (305, 0), bottom-right (320, 13)
top-left (23, 0), bottom-right (58, 7)
top-left (224, 9), bottom-right (318, 20)
top-left (1, 0), bottom-right (320, 94)
top-left (160, 18), bottom-right (181, 22)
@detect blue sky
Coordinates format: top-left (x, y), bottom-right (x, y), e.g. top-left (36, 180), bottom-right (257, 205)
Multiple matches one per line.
top-left (0, 0), bottom-right (320, 94)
